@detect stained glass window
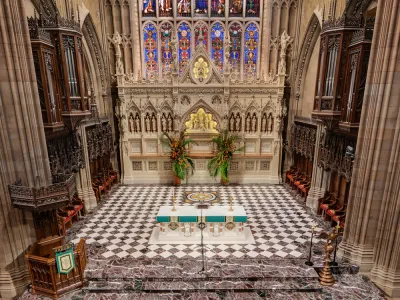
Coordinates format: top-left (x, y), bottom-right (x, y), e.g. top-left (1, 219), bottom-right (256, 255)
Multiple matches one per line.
top-left (195, 0), bottom-right (208, 16)
top-left (211, 0), bottom-right (225, 17)
top-left (159, 0), bottom-right (173, 17)
top-left (229, 22), bottom-right (242, 72)
top-left (178, 22), bottom-right (191, 73)
top-left (211, 22), bottom-right (224, 72)
top-left (229, 0), bottom-right (243, 17)
top-left (244, 22), bottom-right (258, 76)
top-left (143, 22), bottom-right (158, 78)
top-left (142, 0), bottom-right (156, 17)
top-left (177, 0), bottom-right (191, 17)
top-left (194, 22), bottom-right (208, 50)
top-left (160, 22), bottom-right (173, 76)
top-left (246, 0), bottom-right (260, 17)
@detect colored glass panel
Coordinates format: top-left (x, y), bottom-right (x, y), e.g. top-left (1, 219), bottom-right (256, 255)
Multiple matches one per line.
top-left (143, 22), bottom-right (158, 78)
top-left (142, 0), bottom-right (156, 17)
top-left (194, 22), bottom-right (208, 50)
top-left (211, 0), bottom-right (225, 17)
top-left (246, 0), bottom-right (260, 17)
top-left (160, 22), bottom-right (174, 76)
top-left (159, 0), bottom-right (173, 17)
top-left (178, 22), bottom-right (191, 73)
top-left (229, 0), bottom-right (243, 17)
top-left (195, 0), bottom-right (208, 15)
top-left (211, 22), bottom-right (224, 72)
top-left (177, 0), bottom-right (191, 17)
top-left (229, 22), bottom-right (242, 72)
top-left (244, 22), bottom-right (258, 76)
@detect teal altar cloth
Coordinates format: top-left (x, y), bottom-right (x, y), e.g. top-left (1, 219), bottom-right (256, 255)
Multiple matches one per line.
top-left (156, 206), bottom-right (247, 223)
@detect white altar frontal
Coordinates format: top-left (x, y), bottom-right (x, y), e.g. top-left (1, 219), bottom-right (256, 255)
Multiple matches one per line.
top-left (149, 205), bottom-right (255, 244)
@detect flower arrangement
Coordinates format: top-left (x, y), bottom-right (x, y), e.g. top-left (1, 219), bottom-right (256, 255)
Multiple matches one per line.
top-left (160, 132), bottom-right (195, 182)
top-left (207, 129), bottom-right (244, 184)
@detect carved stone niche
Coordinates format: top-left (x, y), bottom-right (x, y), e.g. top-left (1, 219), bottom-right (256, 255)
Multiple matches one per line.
top-left (184, 107), bottom-right (219, 155)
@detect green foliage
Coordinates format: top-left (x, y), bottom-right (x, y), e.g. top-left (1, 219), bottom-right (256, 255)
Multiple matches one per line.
top-left (207, 129), bottom-right (244, 183)
top-left (160, 131), bottom-right (195, 180)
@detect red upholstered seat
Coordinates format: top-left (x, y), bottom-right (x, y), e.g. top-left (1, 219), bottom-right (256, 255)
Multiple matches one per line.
top-left (332, 215), bottom-right (340, 223)
top-left (74, 204), bottom-right (83, 212)
top-left (340, 222), bottom-right (345, 228)
top-left (327, 209), bottom-right (336, 216)
top-left (320, 204), bottom-right (329, 210)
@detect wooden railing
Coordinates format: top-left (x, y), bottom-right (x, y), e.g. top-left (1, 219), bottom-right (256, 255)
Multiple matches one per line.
top-left (26, 239), bottom-right (87, 299)
top-left (8, 174), bottom-right (76, 211)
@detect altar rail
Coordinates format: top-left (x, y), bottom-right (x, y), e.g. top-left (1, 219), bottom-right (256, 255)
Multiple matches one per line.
top-left (26, 239), bottom-right (87, 299)
top-left (8, 174), bottom-right (76, 211)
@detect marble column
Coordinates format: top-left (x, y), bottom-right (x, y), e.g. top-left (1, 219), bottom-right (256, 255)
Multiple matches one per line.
top-left (0, 0), bottom-right (52, 297)
top-left (306, 124), bottom-right (326, 212)
top-left (338, 0), bottom-right (400, 296)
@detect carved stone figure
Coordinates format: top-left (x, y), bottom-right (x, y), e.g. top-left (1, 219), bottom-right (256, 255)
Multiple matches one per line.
top-left (161, 116), bottom-right (167, 132)
top-left (246, 116), bottom-right (251, 132)
top-left (185, 108), bottom-right (217, 133)
top-left (151, 116), bottom-right (157, 132)
top-left (129, 116), bottom-right (134, 133)
top-left (174, 118), bottom-right (180, 131)
top-left (230, 117), bottom-right (235, 131)
top-left (167, 115), bottom-right (173, 132)
top-left (280, 30), bottom-right (290, 56)
top-left (135, 116), bottom-right (141, 132)
top-left (252, 115), bottom-right (257, 132)
top-left (267, 113), bottom-right (273, 133)
top-left (145, 117), bottom-right (151, 132)
top-left (261, 115), bottom-right (266, 132)
top-left (235, 116), bottom-right (241, 132)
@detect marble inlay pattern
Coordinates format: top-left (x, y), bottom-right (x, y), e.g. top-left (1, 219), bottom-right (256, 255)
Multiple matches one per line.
top-left (71, 185), bottom-right (324, 260)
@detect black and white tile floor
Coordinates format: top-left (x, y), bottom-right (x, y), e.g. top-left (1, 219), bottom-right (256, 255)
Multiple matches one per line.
top-left (72, 185), bottom-right (323, 260)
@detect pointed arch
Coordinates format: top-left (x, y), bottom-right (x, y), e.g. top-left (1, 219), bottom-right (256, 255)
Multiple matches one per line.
top-left (293, 13), bottom-right (321, 101)
top-left (194, 21), bottom-right (209, 50)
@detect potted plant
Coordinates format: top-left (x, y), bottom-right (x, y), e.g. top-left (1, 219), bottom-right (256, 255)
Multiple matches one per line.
top-left (207, 129), bottom-right (244, 185)
top-left (160, 132), bottom-right (195, 185)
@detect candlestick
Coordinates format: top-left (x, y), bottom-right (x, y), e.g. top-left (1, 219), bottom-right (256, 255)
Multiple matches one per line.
top-left (172, 196), bottom-right (177, 212)
top-left (330, 222), bottom-right (341, 266)
top-left (305, 224), bottom-right (315, 266)
top-left (229, 196), bottom-right (233, 211)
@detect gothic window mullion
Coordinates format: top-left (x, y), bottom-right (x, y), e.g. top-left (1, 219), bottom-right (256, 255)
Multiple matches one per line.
top-left (75, 36), bottom-right (85, 111)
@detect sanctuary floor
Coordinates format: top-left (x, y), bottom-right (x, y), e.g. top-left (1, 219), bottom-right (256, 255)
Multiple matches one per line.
top-left (20, 184), bottom-right (387, 300)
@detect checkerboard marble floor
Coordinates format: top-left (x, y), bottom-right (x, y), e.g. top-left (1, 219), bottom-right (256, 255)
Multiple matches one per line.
top-left (73, 185), bottom-right (323, 260)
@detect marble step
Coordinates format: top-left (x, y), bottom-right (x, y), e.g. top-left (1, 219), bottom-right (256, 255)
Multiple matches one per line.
top-left (83, 277), bottom-right (322, 293)
top-left (81, 291), bottom-right (327, 299)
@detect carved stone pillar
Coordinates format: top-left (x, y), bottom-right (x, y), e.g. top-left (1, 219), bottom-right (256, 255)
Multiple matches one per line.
top-left (338, 0), bottom-right (400, 296)
top-left (0, 0), bottom-right (52, 297)
top-left (306, 124), bottom-right (326, 212)
top-left (261, 0), bottom-right (273, 78)
top-left (76, 125), bottom-right (97, 212)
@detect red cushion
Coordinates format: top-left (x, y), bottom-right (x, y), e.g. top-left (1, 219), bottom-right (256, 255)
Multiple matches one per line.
top-left (327, 209), bottom-right (336, 216)
top-left (287, 174), bottom-right (293, 180)
top-left (340, 222), bottom-right (345, 228)
top-left (60, 216), bottom-right (70, 223)
top-left (320, 204), bottom-right (329, 210)
top-left (74, 204), bottom-right (83, 212)
top-left (332, 215), bottom-right (340, 222)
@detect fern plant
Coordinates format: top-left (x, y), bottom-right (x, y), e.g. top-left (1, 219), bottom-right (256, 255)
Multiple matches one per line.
top-left (207, 129), bottom-right (244, 184)
top-left (160, 132), bottom-right (195, 180)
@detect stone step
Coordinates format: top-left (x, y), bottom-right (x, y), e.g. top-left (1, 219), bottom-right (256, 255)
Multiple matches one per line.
top-left (83, 277), bottom-right (322, 294)
top-left (80, 291), bottom-right (327, 299)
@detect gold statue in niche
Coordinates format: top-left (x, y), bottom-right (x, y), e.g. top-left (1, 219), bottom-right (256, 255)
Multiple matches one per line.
top-left (193, 57), bottom-right (209, 82)
top-left (185, 108), bottom-right (218, 133)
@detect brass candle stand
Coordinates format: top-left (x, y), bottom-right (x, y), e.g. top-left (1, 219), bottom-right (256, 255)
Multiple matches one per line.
top-left (172, 196), bottom-right (177, 212)
top-left (229, 196), bottom-right (234, 211)
top-left (319, 229), bottom-right (339, 286)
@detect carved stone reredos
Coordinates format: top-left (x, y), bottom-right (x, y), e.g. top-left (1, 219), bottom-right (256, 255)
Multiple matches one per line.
top-left (179, 44), bottom-right (223, 85)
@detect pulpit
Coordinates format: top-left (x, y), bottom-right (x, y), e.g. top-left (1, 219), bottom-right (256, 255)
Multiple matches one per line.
top-left (149, 205), bottom-right (255, 244)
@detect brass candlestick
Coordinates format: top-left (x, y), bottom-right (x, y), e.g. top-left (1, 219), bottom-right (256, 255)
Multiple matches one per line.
top-left (319, 229), bottom-right (339, 286)
top-left (172, 196), bottom-right (177, 212)
top-left (229, 196), bottom-right (233, 211)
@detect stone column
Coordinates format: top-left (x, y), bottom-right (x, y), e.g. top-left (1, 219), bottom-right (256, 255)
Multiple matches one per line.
top-left (306, 124), bottom-right (326, 212)
top-left (260, 0), bottom-right (273, 79)
top-left (0, 0), bottom-right (52, 297)
top-left (338, 0), bottom-right (400, 296)
top-left (76, 125), bottom-right (97, 212)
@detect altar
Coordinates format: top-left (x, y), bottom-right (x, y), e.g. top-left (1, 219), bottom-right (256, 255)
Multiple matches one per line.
top-left (149, 205), bottom-right (255, 244)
